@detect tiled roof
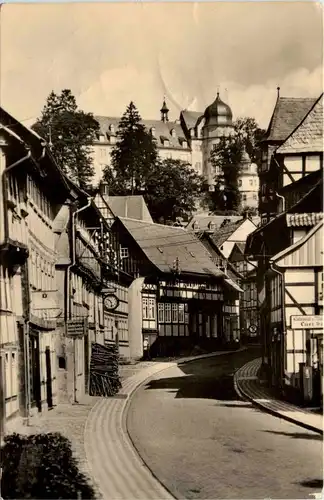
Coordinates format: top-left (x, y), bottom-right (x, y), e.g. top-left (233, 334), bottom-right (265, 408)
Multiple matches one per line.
top-left (286, 212), bottom-right (323, 227)
top-left (103, 195), bottom-right (153, 223)
top-left (277, 94), bottom-right (323, 154)
top-left (119, 217), bottom-right (225, 278)
top-left (187, 215), bottom-right (243, 231)
top-left (180, 110), bottom-right (203, 131)
top-left (266, 97), bottom-right (317, 142)
top-left (210, 219), bottom-right (247, 247)
top-left (94, 116), bottom-right (190, 151)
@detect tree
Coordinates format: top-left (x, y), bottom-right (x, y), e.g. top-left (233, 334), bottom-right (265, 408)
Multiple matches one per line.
top-left (104, 101), bottom-right (159, 194)
top-left (206, 117), bottom-right (265, 213)
top-left (33, 89), bottom-right (99, 189)
top-left (145, 159), bottom-right (204, 223)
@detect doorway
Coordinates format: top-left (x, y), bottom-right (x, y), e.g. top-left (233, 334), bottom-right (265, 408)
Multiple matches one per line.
top-left (29, 331), bottom-right (41, 412)
top-left (45, 346), bottom-right (53, 409)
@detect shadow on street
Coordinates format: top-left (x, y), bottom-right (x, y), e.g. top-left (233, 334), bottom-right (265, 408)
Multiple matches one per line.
top-left (144, 347), bottom-right (261, 401)
top-left (298, 479), bottom-right (323, 489)
top-left (261, 430), bottom-right (323, 441)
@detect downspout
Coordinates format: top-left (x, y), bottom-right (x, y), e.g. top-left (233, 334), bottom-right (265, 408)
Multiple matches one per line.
top-left (275, 192), bottom-right (285, 213)
top-left (269, 260), bottom-right (286, 391)
top-left (67, 197), bottom-right (92, 403)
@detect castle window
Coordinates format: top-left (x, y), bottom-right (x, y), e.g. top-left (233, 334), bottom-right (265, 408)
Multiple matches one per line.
top-left (182, 141), bottom-right (188, 148)
top-left (99, 134), bottom-right (105, 143)
top-left (242, 194), bottom-right (247, 201)
top-left (120, 247), bottom-right (129, 259)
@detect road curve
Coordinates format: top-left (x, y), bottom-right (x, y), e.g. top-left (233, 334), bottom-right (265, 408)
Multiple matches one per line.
top-left (127, 351), bottom-right (323, 500)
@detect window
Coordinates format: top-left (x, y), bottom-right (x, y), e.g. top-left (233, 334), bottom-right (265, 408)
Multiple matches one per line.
top-left (148, 298), bottom-right (156, 320)
top-left (195, 162), bottom-right (201, 172)
top-left (182, 141), bottom-right (187, 149)
top-left (253, 194), bottom-right (257, 200)
top-left (249, 179), bottom-right (253, 186)
top-left (238, 179), bottom-right (242, 187)
top-left (164, 303), bottom-right (171, 323)
top-left (120, 247), bottom-right (129, 259)
top-left (179, 304), bottom-right (185, 323)
top-left (242, 194), bottom-right (247, 201)
top-left (172, 303), bottom-right (178, 322)
top-left (158, 303), bottom-right (164, 323)
top-left (142, 297), bottom-right (156, 320)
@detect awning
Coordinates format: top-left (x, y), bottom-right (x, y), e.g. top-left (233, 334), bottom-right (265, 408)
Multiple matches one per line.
top-left (224, 278), bottom-right (243, 293)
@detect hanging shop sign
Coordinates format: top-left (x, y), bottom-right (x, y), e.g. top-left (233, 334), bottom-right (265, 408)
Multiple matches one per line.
top-left (66, 318), bottom-right (87, 336)
top-left (291, 315), bottom-right (323, 330)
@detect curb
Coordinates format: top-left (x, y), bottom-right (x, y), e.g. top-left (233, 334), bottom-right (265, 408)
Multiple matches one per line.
top-left (233, 368), bottom-right (323, 436)
top-left (122, 348), bottom-right (251, 500)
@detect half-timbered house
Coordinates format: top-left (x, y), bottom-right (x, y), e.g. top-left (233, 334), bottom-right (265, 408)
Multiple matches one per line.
top-left (258, 90), bottom-right (317, 225)
top-left (246, 180), bottom-right (323, 404)
top-left (111, 217), bottom-right (242, 358)
top-left (0, 107), bottom-right (71, 433)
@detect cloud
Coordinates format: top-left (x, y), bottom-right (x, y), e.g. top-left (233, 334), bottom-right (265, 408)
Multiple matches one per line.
top-left (0, 2), bottom-right (322, 129)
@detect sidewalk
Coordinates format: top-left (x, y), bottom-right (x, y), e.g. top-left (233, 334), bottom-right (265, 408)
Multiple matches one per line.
top-left (234, 358), bottom-right (323, 435)
top-left (4, 349), bottom-right (243, 499)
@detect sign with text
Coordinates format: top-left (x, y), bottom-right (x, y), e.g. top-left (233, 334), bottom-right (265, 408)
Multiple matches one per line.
top-left (66, 318), bottom-right (87, 336)
top-left (291, 315), bottom-right (323, 330)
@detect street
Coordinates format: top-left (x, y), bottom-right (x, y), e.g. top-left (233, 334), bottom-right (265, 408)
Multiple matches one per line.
top-left (127, 349), bottom-right (323, 500)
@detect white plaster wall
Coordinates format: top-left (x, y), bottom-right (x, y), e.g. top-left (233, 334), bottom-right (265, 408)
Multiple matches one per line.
top-left (128, 277), bottom-right (145, 360)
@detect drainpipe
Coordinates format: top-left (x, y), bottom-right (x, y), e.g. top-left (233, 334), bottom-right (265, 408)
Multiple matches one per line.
top-left (67, 197), bottom-right (92, 403)
top-left (269, 260), bottom-right (286, 391)
top-left (275, 192), bottom-right (285, 213)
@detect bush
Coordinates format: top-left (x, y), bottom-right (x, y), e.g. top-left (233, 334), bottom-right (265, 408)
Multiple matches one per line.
top-left (0, 432), bottom-right (96, 499)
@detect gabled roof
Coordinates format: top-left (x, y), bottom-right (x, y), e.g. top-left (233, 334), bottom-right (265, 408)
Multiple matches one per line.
top-left (277, 94), bottom-right (323, 154)
top-left (180, 110), bottom-right (203, 132)
top-left (118, 217), bottom-right (225, 278)
top-left (103, 195), bottom-right (153, 223)
top-left (265, 97), bottom-right (317, 142)
top-left (94, 115), bottom-right (190, 151)
top-left (271, 219), bottom-right (323, 266)
top-left (210, 219), bottom-right (247, 247)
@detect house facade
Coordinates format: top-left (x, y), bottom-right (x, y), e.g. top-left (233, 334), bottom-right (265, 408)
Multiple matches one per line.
top-left (112, 217), bottom-right (242, 358)
top-left (0, 107), bottom-right (71, 432)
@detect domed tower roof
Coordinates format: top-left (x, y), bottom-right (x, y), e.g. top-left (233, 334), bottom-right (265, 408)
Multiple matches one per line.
top-left (204, 92), bottom-right (233, 126)
top-left (241, 146), bottom-right (251, 164)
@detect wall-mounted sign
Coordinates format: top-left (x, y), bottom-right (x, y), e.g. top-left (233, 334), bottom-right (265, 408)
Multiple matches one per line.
top-left (66, 318), bottom-right (87, 336)
top-left (104, 294), bottom-right (119, 311)
top-left (291, 315), bottom-right (323, 330)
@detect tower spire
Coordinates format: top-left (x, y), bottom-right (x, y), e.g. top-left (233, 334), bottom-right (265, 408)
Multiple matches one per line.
top-left (160, 96), bottom-right (169, 122)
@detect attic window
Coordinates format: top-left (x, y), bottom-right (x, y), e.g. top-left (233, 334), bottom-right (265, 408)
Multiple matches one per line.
top-left (110, 124), bottom-right (115, 133)
top-left (120, 247), bottom-right (129, 259)
top-left (193, 221), bottom-right (199, 230)
top-left (157, 247), bottom-right (163, 253)
top-left (99, 134), bottom-right (105, 143)
top-left (151, 127), bottom-right (156, 137)
top-left (163, 139), bottom-right (170, 147)
top-left (182, 141), bottom-right (188, 149)
top-left (171, 129), bottom-right (176, 138)
top-left (110, 136), bottom-right (116, 144)
top-left (190, 128), bottom-right (195, 137)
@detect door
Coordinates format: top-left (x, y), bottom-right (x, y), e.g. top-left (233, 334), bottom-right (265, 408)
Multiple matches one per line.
top-left (45, 346), bottom-right (53, 409)
top-left (29, 332), bottom-right (41, 412)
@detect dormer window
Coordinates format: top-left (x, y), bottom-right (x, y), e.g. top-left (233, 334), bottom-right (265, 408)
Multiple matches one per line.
top-left (110, 124), bottom-right (115, 134)
top-left (208, 221), bottom-right (215, 231)
top-left (99, 133), bottom-right (105, 143)
top-left (151, 127), bottom-right (156, 137)
top-left (190, 128), bottom-right (195, 138)
top-left (171, 129), bottom-right (176, 138)
top-left (192, 221), bottom-right (199, 231)
top-left (110, 136), bottom-right (116, 145)
top-left (182, 141), bottom-right (188, 149)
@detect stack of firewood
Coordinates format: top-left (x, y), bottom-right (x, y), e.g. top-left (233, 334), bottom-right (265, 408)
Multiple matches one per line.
top-left (89, 343), bottom-right (122, 397)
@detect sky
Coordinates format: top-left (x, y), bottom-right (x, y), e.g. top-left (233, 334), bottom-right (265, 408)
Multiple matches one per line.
top-left (1, 1), bottom-right (323, 129)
